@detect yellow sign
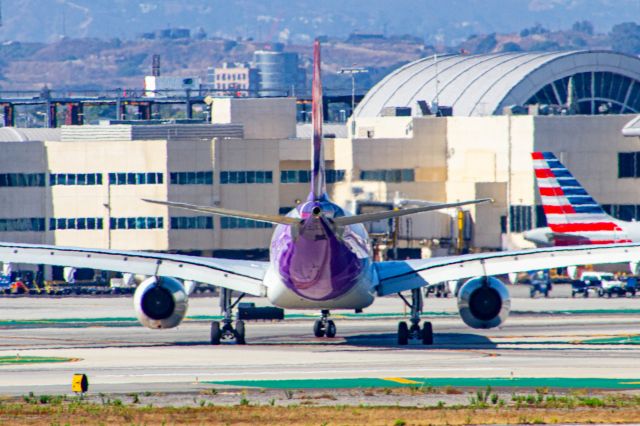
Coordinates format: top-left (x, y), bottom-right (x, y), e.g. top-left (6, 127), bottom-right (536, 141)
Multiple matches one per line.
top-left (72, 374), bottom-right (89, 393)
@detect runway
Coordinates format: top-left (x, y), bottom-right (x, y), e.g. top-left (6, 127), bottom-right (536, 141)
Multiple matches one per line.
top-left (1, 286), bottom-right (639, 396)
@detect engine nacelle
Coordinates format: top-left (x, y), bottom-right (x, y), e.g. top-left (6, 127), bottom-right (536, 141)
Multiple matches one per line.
top-left (457, 276), bottom-right (510, 329)
top-left (133, 276), bottom-right (188, 329)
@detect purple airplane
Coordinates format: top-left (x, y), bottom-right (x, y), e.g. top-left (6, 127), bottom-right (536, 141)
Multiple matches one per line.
top-left (2, 41), bottom-right (640, 346)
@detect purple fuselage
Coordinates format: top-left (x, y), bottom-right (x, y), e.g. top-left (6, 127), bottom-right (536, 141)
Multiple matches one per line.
top-left (270, 196), bottom-right (371, 301)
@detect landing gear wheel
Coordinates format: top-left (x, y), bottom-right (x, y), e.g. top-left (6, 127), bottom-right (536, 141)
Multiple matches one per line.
top-left (235, 320), bottom-right (246, 345)
top-left (210, 321), bottom-right (221, 345)
top-left (422, 321), bottom-right (433, 345)
top-left (326, 320), bottom-right (337, 338)
top-left (398, 321), bottom-right (409, 345)
top-left (313, 319), bottom-right (325, 337)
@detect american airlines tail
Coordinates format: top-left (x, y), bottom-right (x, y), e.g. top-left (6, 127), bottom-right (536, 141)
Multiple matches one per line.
top-left (528, 152), bottom-right (632, 245)
top-left (310, 39), bottom-right (326, 201)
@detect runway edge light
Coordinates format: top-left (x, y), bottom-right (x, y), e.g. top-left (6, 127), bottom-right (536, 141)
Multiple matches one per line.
top-left (72, 374), bottom-right (89, 393)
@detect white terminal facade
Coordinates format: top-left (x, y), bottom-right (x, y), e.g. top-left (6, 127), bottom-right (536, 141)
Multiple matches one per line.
top-left (2, 50), bottom-right (640, 277)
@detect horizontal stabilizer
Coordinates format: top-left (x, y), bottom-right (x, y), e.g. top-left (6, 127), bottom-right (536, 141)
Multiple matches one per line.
top-left (143, 199), bottom-right (299, 225)
top-left (332, 198), bottom-right (492, 226)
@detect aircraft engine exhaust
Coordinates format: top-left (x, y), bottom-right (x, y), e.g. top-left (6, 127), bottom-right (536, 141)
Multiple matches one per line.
top-left (133, 276), bottom-right (188, 329)
top-left (457, 276), bottom-right (510, 329)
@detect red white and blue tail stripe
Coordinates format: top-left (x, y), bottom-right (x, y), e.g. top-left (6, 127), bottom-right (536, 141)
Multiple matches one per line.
top-left (531, 152), bottom-right (630, 245)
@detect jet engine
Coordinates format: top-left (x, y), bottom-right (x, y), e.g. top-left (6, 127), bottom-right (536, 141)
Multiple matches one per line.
top-left (457, 276), bottom-right (510, 329)
top-left (133, 276), bottom-right (188, 329)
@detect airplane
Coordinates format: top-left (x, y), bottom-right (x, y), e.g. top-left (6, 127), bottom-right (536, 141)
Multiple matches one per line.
top-left (2, 43), bottom-right (640, 347)
top-left (524, 152), bottom-right (640, 246)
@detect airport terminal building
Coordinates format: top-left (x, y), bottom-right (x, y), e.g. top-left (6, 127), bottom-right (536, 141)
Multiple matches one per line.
top-left (2, 50), bottom-right (640, 276)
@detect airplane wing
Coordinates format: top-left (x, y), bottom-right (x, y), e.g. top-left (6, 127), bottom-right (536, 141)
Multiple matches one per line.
top-left (0, 242), bottom-right (268, 296)
top-left (375, 242), bottom-right (640, 296)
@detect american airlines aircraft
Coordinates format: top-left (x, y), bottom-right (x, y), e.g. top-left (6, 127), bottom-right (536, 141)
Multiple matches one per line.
top-left (525, 152), bottom-right (640, 246)
top-left (2, 43), bottom-right (640, 346)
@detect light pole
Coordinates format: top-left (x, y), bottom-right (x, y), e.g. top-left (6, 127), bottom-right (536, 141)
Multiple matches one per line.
top-left (338, 67), bottom-right (368, 117)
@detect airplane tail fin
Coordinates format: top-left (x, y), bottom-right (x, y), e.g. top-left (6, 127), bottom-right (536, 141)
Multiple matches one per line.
top-left (531, 152), bottom-right (629, 244)
top-left (310, 39), bottom-right (326, 201)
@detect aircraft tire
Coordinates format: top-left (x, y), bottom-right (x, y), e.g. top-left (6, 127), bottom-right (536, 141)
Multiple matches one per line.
top-left (422, 321), bottom-right (433, 345)
top-left (326, 320), bottom-right (336, 338)
top-left (398, 321), bottom-right (409, 345)
top-left (210, 321), bottom-right (222, 345)
top-left (235, 320), bottom-right (246, 344)
top-left (313, 319), bottom-right (325, 337)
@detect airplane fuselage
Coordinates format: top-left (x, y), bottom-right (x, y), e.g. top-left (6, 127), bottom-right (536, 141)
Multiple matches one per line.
top-left (265, 196), bottom-right (377, 309)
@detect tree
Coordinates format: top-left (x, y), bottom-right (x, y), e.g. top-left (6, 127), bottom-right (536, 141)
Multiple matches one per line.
top-left (501, 42), bottom-right (522, 52)
top-left (572, 20), bottom-right (594, 35)
top-left (475, 33), bottom-right (497, 54)
top-left (610, 22), bottom-right (640, 55)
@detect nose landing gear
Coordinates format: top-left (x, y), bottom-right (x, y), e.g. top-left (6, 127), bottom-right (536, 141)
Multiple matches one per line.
top-left (397, 288), bottom-right (434, 346)
top-left (313, 309), bottom-right (337, 338)
top-left (211, 288), bottom-right (247, 345)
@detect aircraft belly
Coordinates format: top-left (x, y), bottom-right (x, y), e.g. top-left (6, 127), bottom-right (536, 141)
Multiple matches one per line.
top-left (264, 264), bottom-right (376, 310)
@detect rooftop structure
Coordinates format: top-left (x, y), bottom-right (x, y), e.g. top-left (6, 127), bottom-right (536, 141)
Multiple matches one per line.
top-left (355, 51), bottom-right (640, 118)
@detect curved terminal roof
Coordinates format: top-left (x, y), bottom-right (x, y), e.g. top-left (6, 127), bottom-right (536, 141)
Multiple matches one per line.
top-left (355, 50), bottom-right (640, 117)
top-left (0, 127), bottom-right (61, 142)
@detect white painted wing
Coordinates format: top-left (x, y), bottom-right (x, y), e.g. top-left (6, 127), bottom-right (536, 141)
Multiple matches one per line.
top-left (0, 242), bottom-right (268, 296)
top-left (375, 243), bottom-right (640, 296)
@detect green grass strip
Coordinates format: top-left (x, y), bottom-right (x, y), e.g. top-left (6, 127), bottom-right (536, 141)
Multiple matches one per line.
top-left (0, 356), bottom-right (74, 365)
top-left (2, 308), bottom-right (640, 327)
top-left (206, 377), bottom-right (640, 390)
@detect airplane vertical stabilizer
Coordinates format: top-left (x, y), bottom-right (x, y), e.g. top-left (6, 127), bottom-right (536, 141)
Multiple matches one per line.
top-left (531, 152), bottom-right (630, 244)
top-left (310, 39), bottom-right (326, 201)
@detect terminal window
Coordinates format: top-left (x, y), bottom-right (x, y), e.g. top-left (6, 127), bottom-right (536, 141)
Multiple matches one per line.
top-left (109, 172), bottom-right (164, 185)
top-left (220, 170), bottom-right (273, 184)
top-left (110, 217), bottom-right (164, 230)
top-left (170, 216), bottom-right (214, 229)
top-left (360, 169), bottom-right (415, 183)
top-left (50, 173), bottom-right (103, 186)
top-left (280, 169), bottom-right (345, 184)
top-left (618, 152), bottom-right (640, 178)
top-left (0, 173), bottom-right (46, 187)
top-left (0, 218), bottom-right (45, 232)
top-left (169, 171), bottom-right (214, 185)
top-left (49, 217), bottom-right (104, 230)
top-left (500, 205), bottom-right (534, 233)
top-left (221, 217), bottom-right (273, 229)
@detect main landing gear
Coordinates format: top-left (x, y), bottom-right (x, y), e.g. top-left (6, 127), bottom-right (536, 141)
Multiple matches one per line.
top-left (210, 288), bottom-right (247, 345)
top-left (313, 309), bottom-right (337, 338)
top-left (397, 288), bottom-right (433, 346)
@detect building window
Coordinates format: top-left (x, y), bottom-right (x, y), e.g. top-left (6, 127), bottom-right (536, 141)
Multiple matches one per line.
top-left (50, 173), bottom-right (103, 186)
top-left (169, 171), bottom-right (213, 185)
top-left (360, 169), bottom-right (415, 183)
top-left (0, 218), bottom-right (45, 232)
top-left (618, 152), bottom-right (640, 178)
top-left (501, 205), bottom-right (533, 233)
top-left (221, 217), bottom-right (273, 229)
top-left (0, 173), bottom-right (46, 187)
top-left (109, 217), bottom-right (164, 230)
top-left (220, 170), bottom-right (273, 184)
top-left (280, 169), bottom-right (345, 184)
top-left (49, 217), bottom-right (104, 230)
top-left (601, 204), bottom-right (640, 221)
top-left (170, 216), bottom-right (214, 229)
top-left (108, 172), bottom-right (163, 185)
